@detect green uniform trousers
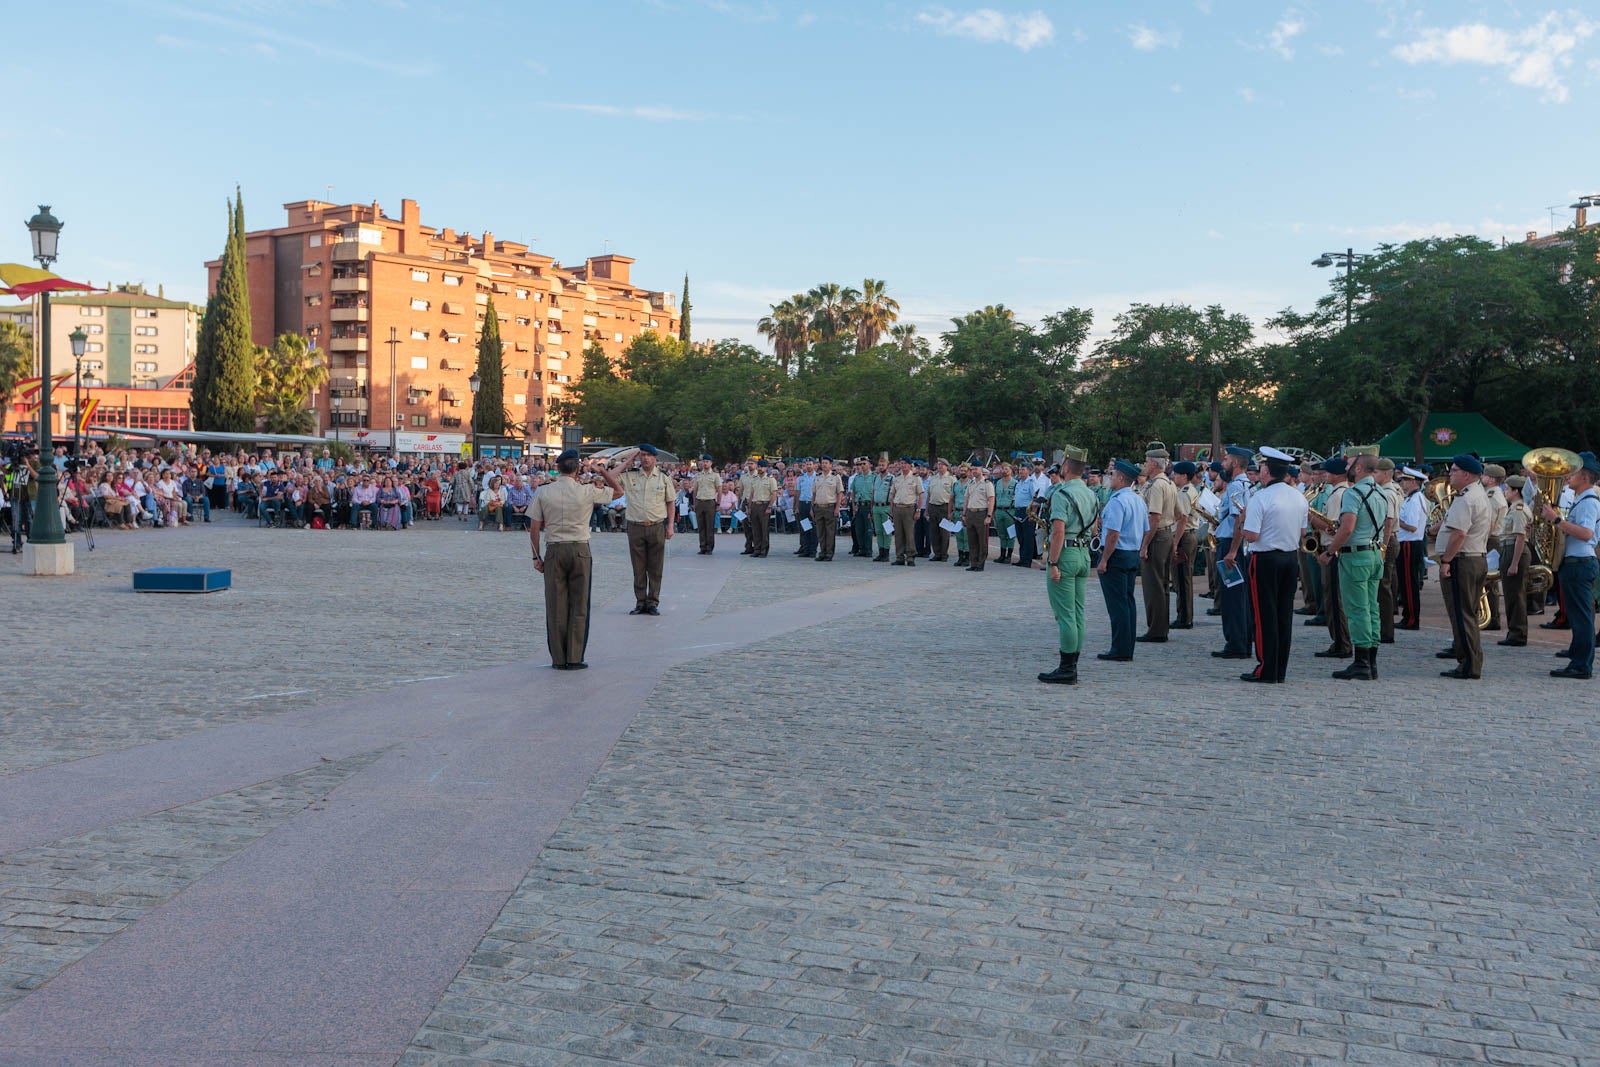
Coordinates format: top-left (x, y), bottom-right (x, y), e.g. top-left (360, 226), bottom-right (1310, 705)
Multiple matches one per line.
top-left (873, 505), bottom-right (892, 550)
top-left (1338, 549), bottom-right (1384, 649)
top-left (1049, 546), bottom-right (1090, 653)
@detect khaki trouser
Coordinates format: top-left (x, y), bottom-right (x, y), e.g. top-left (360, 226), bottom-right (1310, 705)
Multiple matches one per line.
top-left (749, 501), bottom-right (771, 554)
top-left (928, 501), bottom-right (952, 557)
top-left (1378, 539), bottom-right (1400, 642)
top-left (963, 509), bottom-right (989, 568)
top-left (1443, 555), bottom-right (1488, 677)
top-left (1501, 542), bottom-right (1530, 642)
top-left (814, 503), bottom-right (837, 559)
top-left (1141, 527), bottom-right (1175, 638)
top-left (695, 499), bottom-right (717, 552)
top-left (1322, 554), bottom-right (1351, 652)
top-left (627, 520), bottom-right (666, 608)
top-left (543, 541), bottom-right (592, 667)
top-left (1175, 530), bottom-right (1197, 626)
top-left (891, 503), bottom-right (916, 562)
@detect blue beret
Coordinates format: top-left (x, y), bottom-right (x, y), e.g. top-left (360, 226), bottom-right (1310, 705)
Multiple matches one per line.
top-left (1288, 465), bottom-right (1300, 477)
top-left (1451, 453), bottom-right (1483, 475)
top-left (1321, 457), bottom-right (1347, 475)
top-left (1172, 461), bottom-right (1198, 476)
top-left (1112, 458), bottom-right (1140, 479)
top-left (1208, 461), bottom-right (1224, 473)
top-left (637, 443), bottom-right (658, 456)
top-left (757, 459), bottom-right (769, 468)
top-left (700, 453), bottom-right (712, 461)
top-left (1582, 451), bottom-right (1600, 475)
top-left (1225, 445), bottom-right (1254, 460)
top-left (556, 449), bottom-right (579, 463)
top-left (821, 455), bottom-right (833, 462)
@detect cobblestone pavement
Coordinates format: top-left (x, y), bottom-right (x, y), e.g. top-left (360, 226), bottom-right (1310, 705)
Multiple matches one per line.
top-left (0, 513), bottom-right (632, 775)
top-left (6, 520), bottom-right (1600, 1066)
top-left (402, 557), bottom-right (1600, 1065)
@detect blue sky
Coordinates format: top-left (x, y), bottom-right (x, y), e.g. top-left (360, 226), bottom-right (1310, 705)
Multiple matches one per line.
top-left (3, 1), bottom-right (1596, 349)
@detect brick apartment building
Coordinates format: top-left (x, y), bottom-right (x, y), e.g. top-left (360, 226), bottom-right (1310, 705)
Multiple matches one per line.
top-left (211, 198), bottom-right (678, 451)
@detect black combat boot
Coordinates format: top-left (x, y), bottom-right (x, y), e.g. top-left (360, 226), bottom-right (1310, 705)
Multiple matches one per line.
top-left (1037, 652), bottom-right (1078, 684)
top-left (1332, 648), bottom-right (1375, 680)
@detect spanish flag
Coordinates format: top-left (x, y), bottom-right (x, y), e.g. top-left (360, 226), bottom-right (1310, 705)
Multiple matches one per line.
top-left (0, 264), bottom-right (98, 299)
top-left (76, 398), bottom-right (99, 435)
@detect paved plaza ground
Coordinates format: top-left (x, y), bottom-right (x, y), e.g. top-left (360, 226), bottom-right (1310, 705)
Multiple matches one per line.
top-left (1, 513), bottom-right (1598, 1066)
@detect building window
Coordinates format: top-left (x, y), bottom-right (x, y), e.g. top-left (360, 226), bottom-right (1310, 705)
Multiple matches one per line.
top-left (410, 328), bottom-right (428, 340)
top-left (515, 288), bottom-right (529, 300)
top-left (410, 355), bottom-right (428, 369)
top-left (547, 307), bottom-right (562, 320)
top-left (84, 359), bottom-right (104, 371)
top-left (134, 345), bottom-right (158, 355)
top-left (309, 234), bottom-right (323, 247)
top-left (411, 414), bottom-right (428, 427)
top-left (512, 393), bottom-right (526, 405)
top-left (441, 302), bottom-right (464, 315)
top-left (512, 367), bottom-right (529, 378)
top-left (411, 269), bottom-right (430, 282)
top-left (515, 316), bottom-right (531, 326)
top-left (614, 333), bottom-right (624, 343)
top-left (410, 298), bottom-right (429, 311)
top-left (443, 274), bottom-right (462, 287)
top-left (135, 308), bottom-right (160, 318)
top-left (134, 326), bottom-right (157, 336)
top-left (86, 323), bottom-right (103, 334)
top-left (134, 361), bottom-right (159, 373)
top-left (80, 306), bottom-right (103, 317)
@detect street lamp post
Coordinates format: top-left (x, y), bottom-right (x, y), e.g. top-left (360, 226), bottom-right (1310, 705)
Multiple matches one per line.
top-left (24, 205), bottom-right (67, 560)
top-left (468, 371), bottom-right (482, 463)
top-left (387, 326), bottom-right (401, 456)
top-left (1312, 247), bottom-right (1366, 326)
top-left (332, 394), bottom-right (343, 447)
top-left (69, 326), bottom-right (87, 458)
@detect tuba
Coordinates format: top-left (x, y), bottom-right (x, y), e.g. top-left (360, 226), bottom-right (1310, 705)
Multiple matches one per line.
top-left (1521, 446), bottom-right (1579, 601)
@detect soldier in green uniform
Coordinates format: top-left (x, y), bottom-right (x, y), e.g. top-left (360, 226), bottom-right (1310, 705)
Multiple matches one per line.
top-left (870, 456), bottom-right (893, 562)
top-left (848, 457), bottom-right (874, 557)
top-left (1320, 452), bottom-right (1389, 680)
top-left (993, 463), bottom-right (1018, 563)
top-left (1039, 445), bottom-right (1101, 685)
top-left (951, 463), bottom-right (969, 566)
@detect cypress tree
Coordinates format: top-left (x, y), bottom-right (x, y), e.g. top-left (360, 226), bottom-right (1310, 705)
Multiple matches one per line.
top-left (208, 187), bottom-right (258, 431)
top-left (189, 200), bottom-right (229, 430)
top-left (474, 295), bottom-right (506, 436)
top-left (678, 274), bottom-right (691, 345)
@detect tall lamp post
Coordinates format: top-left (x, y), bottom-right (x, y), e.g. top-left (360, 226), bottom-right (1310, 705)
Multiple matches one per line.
top-left (1311, 247), bottom-right (1367, 326)
top-left (468, 371), bottom-right (482, 463)
top-left (386, 326), bottom-right (401, 456)
top-left (332, 393), bottom-right (342, 447)
top-left (69, 326), bottom-right (87, 458)
top-left (24, 205), bottom-right (68, 567)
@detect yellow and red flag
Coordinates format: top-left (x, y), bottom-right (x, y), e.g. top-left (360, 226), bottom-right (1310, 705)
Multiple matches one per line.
top-left (0, 264), bottom-right (98, 299)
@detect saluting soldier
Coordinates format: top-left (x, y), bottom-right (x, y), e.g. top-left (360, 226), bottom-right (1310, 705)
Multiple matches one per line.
top-left (1480, 463), bottom-right (1509, 632)
top-left (692, 454), bottom-right (720, 555)
top-left (848, 458), bottom-right (874, 557)
top-left (742, 459), bottom-right (779, 557)
top-left (889, 459), bottom-right (923, 566)
top-left (1319, 452), bottom-right (1388, 680)
top-left (962, 463), bottom-right (995, 571)
top-left (993, 463), bottom-right (1018, 563)
top-left (812, 456), bottom-right (845, 561)
top-left (926, 459), bottom-right (957, 562)
top-left (1436, 453), bottom-right (1495, 680)
top-left (1496, 475), bottom-right (1534, 647)
top-left (871, 456), bottom-right (894, 562)
top-left (527, 450), bottom-right (623, 670)
top-left (1171, 461), bottom-right (1201, 629)
top-left (1137, 444), bottom-right (1182, 643)
top-left (1096, 458), bottom-right (1148, 662)
top-left (1039, 445), bottom-right (1099, 684)
top-left (619, 444), bottom-right (675, 616)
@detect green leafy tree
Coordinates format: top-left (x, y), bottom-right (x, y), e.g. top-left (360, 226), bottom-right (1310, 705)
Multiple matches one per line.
top-left (0, 321), bottom-right (31, 434)
top-left (473, 296), bottom-right (505, 436)
top-left (192, 189), bottom-right (257, 431)
top-left (254, 332), bottom-right (327, 434)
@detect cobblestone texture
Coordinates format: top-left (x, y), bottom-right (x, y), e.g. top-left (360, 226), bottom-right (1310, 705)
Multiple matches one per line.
top-left (0, 749), bottom-right (383, 1008)
top-left (0, 514), bottom-right (633, 775)
top-left (704, 534), bottom-right (875, 616)
top-left (403, 561), bottom-right (1600, 1065)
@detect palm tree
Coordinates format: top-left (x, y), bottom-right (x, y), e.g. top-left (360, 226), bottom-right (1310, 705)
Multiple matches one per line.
top-left (853, 278), bottom-right (900, 350)
top-left (758, 296), bottom-right (813, 376)
top-left (0, 321), bottom-right (31, 434)
top-left (254, 332), bottom-right (328, 434)
top-left (807, 283), bottom-right (857, 344)
top-left (889, 323), bottom-right (929, 358)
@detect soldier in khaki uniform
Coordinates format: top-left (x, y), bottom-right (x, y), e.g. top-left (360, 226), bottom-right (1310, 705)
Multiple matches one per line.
top-left (1496, 475), bottom-right (1534, 647)
top-left (925, 459), bottom-right (957, 561)
top-left (738, 458), bottom-right (758, 555)
top-left (1308, 457), bottom-right (1353, 659)
top-left (889, 459), bottom-right (923, 566)
top-left (1374, 458), bottom-right (1404, 644)
top-left (1137, 445), bottom-right (1182, 643)
top-left (962, 465), bottom-right (995, 571)
top-left (1436, 454), bottom-right (1495, 679)
top-left (527, 450), bottom-right (623, 669)
top-left (742, 459), bottom-right (778, 557)
top-left (1170, 461), bottom-right (1201, 629)
top-left (618, 444), bottom-right (675, 616)
top-left (811, 456), bottom-right (845, 561)
top-left (692, 454), bottom-right (720, 554)
top-left (1480, 463), bottom-right (1509, 631)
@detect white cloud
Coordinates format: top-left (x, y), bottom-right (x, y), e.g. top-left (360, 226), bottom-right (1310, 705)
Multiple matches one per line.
top-left (1392, 11), bottom-right (1597, 103)
top-left (539, 102), bottom-right (727, 122)
top-left (916, 7), bottom-right (1055, 50)
top-left (1267, 12), bottom-right (1306, 59)
top-left (1128, 23), bottom-right (1181, 51)
top-left (1238, 87), bottom-right (1258, 103)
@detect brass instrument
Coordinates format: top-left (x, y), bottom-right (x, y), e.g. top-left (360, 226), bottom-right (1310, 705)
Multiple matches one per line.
top-left (1520, 446), bottom-right (1580, 602)
top-left (1424, 474), bottom-right (1455, 533)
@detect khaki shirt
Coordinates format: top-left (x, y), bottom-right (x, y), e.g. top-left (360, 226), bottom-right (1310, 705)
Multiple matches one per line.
top-left (963, 478), bottom-right (994, 513)
top-left (1178, 484), bottom-right (1201, 533)
top-left (1486, 485), bottom-right (1508, 534)
top-left (890, 473), bottom-right (922, 506)
top-left (1437, 482), bottom-right (1494, 555)
top-left (692, 470), bottom-right (720, 501)
top-left (529, 477), bottom-right (615, 543)
top-left (1320, 484), bottom-right (1346, 546)
top-left (744, 473), bottom-right (777, 504)
top-left (619, 468), bottom-right (673, 524)
top-left (926, 473), bottom-right (956, 506)
top-left (1380, 482), bottom-right (1404, 541)
top-left (1501, 502), bottom-right (1531, 541)
top-left (812, 472), bottom-right (844, 506)
top-left (1142, 474), bottom-right (1181, 532)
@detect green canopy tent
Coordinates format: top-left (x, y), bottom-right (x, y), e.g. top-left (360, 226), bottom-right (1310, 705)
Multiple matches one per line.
top-left (1376, 413), bottom-right (1528, 464)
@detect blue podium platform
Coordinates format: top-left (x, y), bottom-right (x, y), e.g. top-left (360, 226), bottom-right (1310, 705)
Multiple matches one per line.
top-left (133, 567), bottom-right (232, 594)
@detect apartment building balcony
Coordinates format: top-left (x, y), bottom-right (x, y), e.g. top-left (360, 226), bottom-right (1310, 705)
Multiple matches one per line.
top-left (330, 276), bottom-right (369, 293)
top-left (331, 242), bottom-right (367, 262)
top-left (330, 306), bottom-right (369, 323)
top-left (330, 337), bottom-right (369, 352)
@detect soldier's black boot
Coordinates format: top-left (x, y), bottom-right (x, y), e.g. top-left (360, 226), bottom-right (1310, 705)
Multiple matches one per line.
top-left (1368, 647), bottom-right (1378, 679)
top-left (1332, 648), bottom-right (1374, 680)
top-left (874, 548), bottom-right (889, 562)
top-left (954, 551), bottom-right (967, 567)
top-left (1038, 652), bottom-right (1077, 685)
